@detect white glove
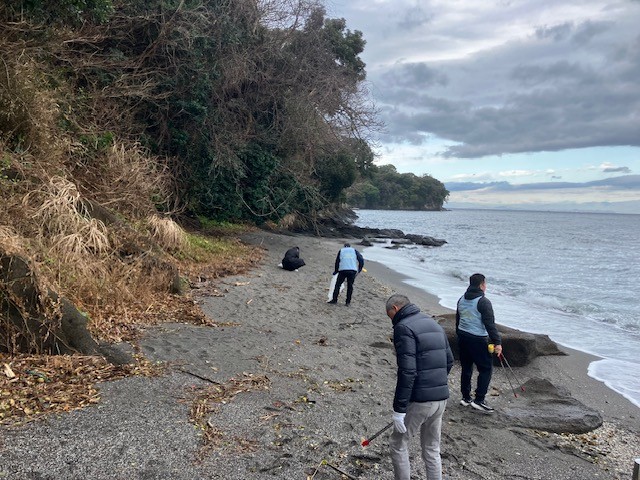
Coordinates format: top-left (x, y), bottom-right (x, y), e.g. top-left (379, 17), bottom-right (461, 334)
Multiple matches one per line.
top-left (392, 411), bottom-right (407, 434)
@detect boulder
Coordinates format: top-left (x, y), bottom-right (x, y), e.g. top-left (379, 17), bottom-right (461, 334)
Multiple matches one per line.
top-left (0, 252), bottom-right (133, 363)
top-left (404, 234), bottom-right (448, 247)
top-left (502, 377), bottom-right (603, 433)
top-left (435, 313), bottom-right (565, 367)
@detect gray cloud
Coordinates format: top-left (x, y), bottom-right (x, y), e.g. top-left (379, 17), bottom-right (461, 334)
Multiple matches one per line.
top-left (332, 0), bottom-right (640, 160)
top-left (510, 61), bottom-right (598, 87)
top-left (535, 22), bottom-right (573, 42)
top-left (603, 166), bottom-right (632, 173)
top-left (373, 14), bottom-right (640, 158)
top-left (397, 6), bottom-right (433, 30)
top-left (381, 63), bottom-right (449, 88)
top-left (571, 20), bottom-right (611, 45)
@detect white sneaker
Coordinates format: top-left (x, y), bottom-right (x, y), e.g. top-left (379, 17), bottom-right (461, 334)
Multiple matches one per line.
top-left (471, 400), bottom-right (495, 413)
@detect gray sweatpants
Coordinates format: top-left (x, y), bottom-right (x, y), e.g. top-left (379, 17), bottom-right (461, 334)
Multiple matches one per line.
top-left (389, 399), bottom-right (447, 480)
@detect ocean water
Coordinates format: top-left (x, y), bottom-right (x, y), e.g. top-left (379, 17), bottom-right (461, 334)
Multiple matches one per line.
top-left (354, 208), bottom-right (640, 408)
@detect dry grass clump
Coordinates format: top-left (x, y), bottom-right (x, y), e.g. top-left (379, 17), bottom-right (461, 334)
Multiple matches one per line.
top-left (25, 176), bottom-right (111, 262)
top-left (0, 56), bottom-right (67, 161)
top-left (146, 215), bottom-right (187, 252)
top-left (78, 142), bottom-right (173, 219)
top-left (0, 226), bottom-right (25, 256)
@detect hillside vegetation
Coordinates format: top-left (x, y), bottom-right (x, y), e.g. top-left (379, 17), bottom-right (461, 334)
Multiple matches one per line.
top-left (0, 0), bottom-right (447, 359)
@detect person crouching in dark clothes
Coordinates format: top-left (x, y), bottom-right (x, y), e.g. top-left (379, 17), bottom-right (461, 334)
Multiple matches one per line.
top-left (281, 246), bottom-right (305, 271)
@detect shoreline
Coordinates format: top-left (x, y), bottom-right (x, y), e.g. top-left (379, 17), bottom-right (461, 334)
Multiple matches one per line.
top-left (1, 230), bottom-right (638, 479)
top-left (365, 255), bottom-right (640, 415)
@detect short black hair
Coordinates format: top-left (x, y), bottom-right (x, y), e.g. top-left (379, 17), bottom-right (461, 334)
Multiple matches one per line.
top-left (344, 243), bottom-right (351, 247)
top-left (469, 273), bottom-right (485, 288)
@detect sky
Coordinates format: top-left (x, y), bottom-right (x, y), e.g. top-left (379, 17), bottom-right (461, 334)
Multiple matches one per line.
top-left (328, 0), bottom-right (640, 213)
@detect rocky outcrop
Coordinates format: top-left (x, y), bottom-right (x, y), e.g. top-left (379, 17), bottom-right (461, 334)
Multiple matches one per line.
top-left (502, 377), bottom-right (603, 433)
top-left (435, 314), bottom-right (601, 434)
top-left (268, 207), bottom-right (447, 248)
top-left (435, 313), bottom-right (566, 367)
top-left (1, 253), bottom-right (95, 355)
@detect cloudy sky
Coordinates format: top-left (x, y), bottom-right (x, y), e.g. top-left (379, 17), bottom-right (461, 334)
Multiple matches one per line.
top-left (328, 0), bottom-right (640, 212)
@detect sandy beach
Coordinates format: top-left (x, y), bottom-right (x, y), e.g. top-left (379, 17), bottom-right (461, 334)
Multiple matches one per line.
top-left (1, 230), bottom-right (638, 480)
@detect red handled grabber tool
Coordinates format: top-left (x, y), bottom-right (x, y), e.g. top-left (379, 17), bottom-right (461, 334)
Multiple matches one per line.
top-left (361, 422), bottom-right (393, 447)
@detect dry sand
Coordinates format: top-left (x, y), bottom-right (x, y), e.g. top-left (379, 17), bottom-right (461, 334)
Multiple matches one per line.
top-left (1, 230), bottom-right (638, 480)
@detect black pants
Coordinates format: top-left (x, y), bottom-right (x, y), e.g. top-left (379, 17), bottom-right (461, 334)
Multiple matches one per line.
top-left (332, 270), bottom-right (357, 304)
top-left (458, 334), bottom-right (493, 402)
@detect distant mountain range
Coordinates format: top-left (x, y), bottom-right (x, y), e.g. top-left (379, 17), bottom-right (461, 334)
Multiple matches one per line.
top-left (444, 174), bottom-right (640, 214)
top-left (446, 174), bottom-right (640, 192)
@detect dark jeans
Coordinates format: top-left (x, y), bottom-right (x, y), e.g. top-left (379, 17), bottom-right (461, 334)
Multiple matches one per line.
top-left (458, 334), bottom-right (493, 402)
top-left (332, 270), bottom-right (357, 304)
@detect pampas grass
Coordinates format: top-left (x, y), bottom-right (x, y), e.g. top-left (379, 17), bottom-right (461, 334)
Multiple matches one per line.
top-left (83, 142), bottom-right (173, 218)
top-left (25, 176), bottom-right (111, 262)
top-left (146, 215), bottom-right (187, 252)
top-left (0, 225), bottom-right (25, 256)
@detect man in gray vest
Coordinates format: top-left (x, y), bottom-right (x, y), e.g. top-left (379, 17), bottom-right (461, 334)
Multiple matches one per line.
top-left (456, 273), bottom-right (502, 412)
top-left (386, 294), bottom-right (453, 480)
top-left (327, 243), bottom-right (364, 306)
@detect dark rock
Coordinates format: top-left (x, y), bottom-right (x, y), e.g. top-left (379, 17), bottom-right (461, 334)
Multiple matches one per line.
top-left (405, 234), bottom-right (447, 247)
top-left (57, 295), bottom-right (100, 355)
top-left (1, 252), bottom-right (109, 360)
top-left (98, 341), bottom-right (136, 365)
top-left (502, 377), bottom-right (603, 433)
top-left (436, 313), bottom-right (565, 367)
top-left (274, 207), bottom-right (447, 249)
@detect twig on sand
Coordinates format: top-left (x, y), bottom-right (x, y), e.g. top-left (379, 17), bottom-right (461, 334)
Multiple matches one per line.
top-left (308, 459), bottom-right (357, 480)
top-left (325, 461), bottom-right (358, 479)
top-left (177, 367), bottom-right (221, 385)
top-left (307, 459), bottom-right (324, 479)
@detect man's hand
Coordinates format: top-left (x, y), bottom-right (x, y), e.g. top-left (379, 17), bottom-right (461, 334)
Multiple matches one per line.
top-left (494, 344), bottom-right (503, 356)
top-left (392, 411), bottom-right (406, 434)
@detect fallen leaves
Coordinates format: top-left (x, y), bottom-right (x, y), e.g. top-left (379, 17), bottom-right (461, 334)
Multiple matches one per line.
top-left (188, 372), bottom-right (270, 456)
top-left (324, 378), bottom-right (361, 393)
top-left (2, 364), bottom-right (15, 379)
top-left (0, 353), bottom-right (166, 426)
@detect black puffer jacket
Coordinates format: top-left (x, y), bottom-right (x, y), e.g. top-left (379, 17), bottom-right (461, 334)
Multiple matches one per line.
top-left (281, 247), bottom-right (305, 271)
top-left (392, 303), bottom-right (453, 413)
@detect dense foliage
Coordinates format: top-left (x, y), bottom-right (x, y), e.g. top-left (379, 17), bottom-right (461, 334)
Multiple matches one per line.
top-left (1, 0), bottom-right (447, 224)
top-left (48, 0), bottom-right (375, 222)
top-left (346, 165), bottom-right (449, 210)
top-left (0, 0), bottom-right (448, 356)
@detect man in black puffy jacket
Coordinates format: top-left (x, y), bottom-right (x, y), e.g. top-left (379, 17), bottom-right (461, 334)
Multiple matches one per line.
top-left (386, 294), bottom-right (453, 480)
